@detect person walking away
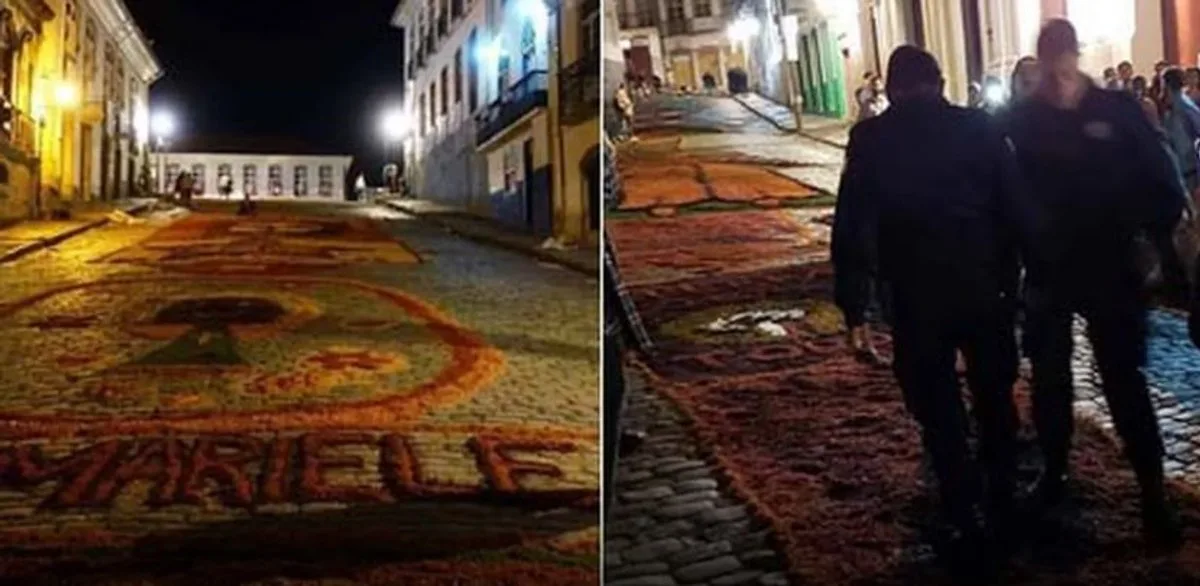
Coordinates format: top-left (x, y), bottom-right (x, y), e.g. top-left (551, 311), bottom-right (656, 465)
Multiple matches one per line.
top-left (614, 83), bottom-right (636, 141)
top-left (1162, 68), bottom-right (1200, 196)
top-left (1186, 67), bottom-right (1200, 103)
top-left (174, 171), bottom-right (195, 209)
top-left (833, 46), bottom-right (1043, 576)
top-left (1160, 67), bottom-right (1200, 308)
top-left (1004, 19), bottom-right (1186, 548)
top-left (218, 173), bottom-right (233, 200)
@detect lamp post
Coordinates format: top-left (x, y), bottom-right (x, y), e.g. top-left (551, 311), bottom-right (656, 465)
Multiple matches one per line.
top-left (151, 110), bottom-right (175, 195)
top-left (379, 107), bottom-right (409, 196)
top-left (53, 81), bottom-right (79, 199)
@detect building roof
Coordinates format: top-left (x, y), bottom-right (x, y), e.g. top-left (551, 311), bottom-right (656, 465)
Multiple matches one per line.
top-left (169, 136), bottom-right (351, 157)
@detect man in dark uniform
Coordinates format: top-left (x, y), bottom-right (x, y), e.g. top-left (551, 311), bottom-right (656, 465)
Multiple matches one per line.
top-left (833, 46), bottom-right (1042, 572)
top-left (1003, 19), bottom-right (1185, 547)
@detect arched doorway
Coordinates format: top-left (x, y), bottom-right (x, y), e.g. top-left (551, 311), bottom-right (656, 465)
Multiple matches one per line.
top-left (727, 68), bottom-right (749, 93)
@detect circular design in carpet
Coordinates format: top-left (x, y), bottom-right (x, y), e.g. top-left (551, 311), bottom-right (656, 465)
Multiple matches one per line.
top-left (0, 275), bottom-right (505, 439)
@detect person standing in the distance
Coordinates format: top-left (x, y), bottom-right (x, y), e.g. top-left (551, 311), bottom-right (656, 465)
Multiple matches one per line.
top-left (833, 46), bottom-right (1043, 576)
top-left (614, 83), bottom-right (636, 142)
top-left (1102, 66), bottom-right (1120, 90)
top-left (1117, 60), bottom-right (1135, 91)
top-left (218, 173), bottom-right (233, 200)
top-left (1004, 19), bottom-right (1186, 548)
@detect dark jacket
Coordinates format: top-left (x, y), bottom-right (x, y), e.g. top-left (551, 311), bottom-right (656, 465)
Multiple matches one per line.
top-left (1001, 81), bottom-right (1187, 291)
top-left (832, 97), bottom-right (1042, 327)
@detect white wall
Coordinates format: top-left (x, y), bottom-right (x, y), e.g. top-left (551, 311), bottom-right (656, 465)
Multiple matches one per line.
top-left (161, 153), bottom-right (353, 201)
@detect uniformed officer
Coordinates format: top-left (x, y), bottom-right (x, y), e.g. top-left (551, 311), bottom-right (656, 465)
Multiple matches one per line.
top-left (833, 45), bottom-right (1042, 572)
top-left (1003, 19), bottom-right (1185, 547)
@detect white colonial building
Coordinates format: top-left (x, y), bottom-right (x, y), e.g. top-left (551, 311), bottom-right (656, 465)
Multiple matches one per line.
top-left (68, 0), bottom-right (161, 203)
top-left (393, 0), bottom-right (560, 237)
top-left (158, 140), bottom-right (353, 201)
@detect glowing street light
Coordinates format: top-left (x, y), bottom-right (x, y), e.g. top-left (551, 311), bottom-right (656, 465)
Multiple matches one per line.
top-left (151, 111), bottom-right (176, 142)
top-left (53, 81), bottom-right (78, 108)
top-left (518, 0), bottom-right (548, 33)
top-left (727, 16), bottom-right (760, 44)
top-left (380, 108), bottom-right (410, 142)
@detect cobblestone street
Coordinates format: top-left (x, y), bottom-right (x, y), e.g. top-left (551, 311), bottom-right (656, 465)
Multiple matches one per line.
top-left (609, 93), bottom-right (1200, 584)
top-left (0, 200), bottom-right (599, 585)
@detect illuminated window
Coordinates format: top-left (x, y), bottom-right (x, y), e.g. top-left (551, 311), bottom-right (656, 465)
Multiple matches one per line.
top-left (440, 67), bottom-right (449, 114)
top-left (294, 166), bottom-right (309, 197)
top-left (268, 165), bottom-right (283, 195)
top-left (319, 165), bottom-right (334, 196)
top-left (191, 164), bottom-right (205, 194)
top-left (243, 164), bottom-right (257, 195)
top-left (454, 48), bottom-right (463, 103)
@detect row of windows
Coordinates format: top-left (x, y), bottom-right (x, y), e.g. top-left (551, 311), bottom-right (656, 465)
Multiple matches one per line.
top-left (414, 22), bottom-right (540, 138)
top-left (165, 163), bottom-right (337, 197)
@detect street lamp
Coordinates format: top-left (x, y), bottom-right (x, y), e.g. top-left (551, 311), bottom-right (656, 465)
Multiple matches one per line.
top-left (151, 110), bottom-right (176, 194)
top-left (379, 107), bottom-right (409, 195)
top-left (726, 16), bottom-right (760, 44)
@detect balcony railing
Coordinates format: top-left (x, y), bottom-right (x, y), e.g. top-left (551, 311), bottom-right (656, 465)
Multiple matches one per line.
top-left (476, 70), bottom-right (548, 146)
top-left (665, 19), bottom-right (689, 35)
top-left (560, 56), bottom-right (599, 126)
top-left (618, 10), bottom-right (658, 29)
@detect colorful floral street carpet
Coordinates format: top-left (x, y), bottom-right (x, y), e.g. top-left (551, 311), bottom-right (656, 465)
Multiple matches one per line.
top-left (0, 208), bottom-right (598, 584)
top-left (613, 148), bottom-right (825, 216)
top-left (97, 213), bottom-right (421, 274)
top-left (614, 211), bottom-right (1200, 584)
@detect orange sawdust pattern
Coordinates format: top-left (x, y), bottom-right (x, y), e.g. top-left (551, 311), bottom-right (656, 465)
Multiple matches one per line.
top-left (97, 212), bottom-right (422, 274)
top-left (616, 154), bottom-right (817, 213)
top-left (0, 275), bottom-right (506, 440)
top-left (607, 210), bottom-right (824, 286)
top-left (631, 262), bottom-right (1200, 585)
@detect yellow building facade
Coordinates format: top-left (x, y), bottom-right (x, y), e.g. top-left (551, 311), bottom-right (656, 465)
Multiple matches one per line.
top-left (551, 0), bottom-right (600, 245)
top-left (0, 0), bottom-right (159, 220)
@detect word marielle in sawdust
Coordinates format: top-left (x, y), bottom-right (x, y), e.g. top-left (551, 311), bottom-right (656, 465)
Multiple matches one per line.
top-left (0, 432), bottom-right (591, 509)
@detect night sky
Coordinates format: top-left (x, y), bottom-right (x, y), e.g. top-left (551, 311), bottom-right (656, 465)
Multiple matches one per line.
top-left (123, 0), bottom-right (404, 168)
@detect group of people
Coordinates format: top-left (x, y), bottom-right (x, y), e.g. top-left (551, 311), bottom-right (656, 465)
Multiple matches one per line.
top-left (169, 171), bottom-right (248, 212)
top-left (833, 18), bottom-right (1194, 578)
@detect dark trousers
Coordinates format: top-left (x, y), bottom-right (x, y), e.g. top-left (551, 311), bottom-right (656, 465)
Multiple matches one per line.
top-left (603, 328), bottom-right (626, 520)
top-left (892, 296), bottom-right (1020, 528)
top-left (1023, 280), bottom-right (1165, 495)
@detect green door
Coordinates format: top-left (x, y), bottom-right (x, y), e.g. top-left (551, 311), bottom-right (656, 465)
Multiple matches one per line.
top-left (816, 22), bottom-right (846, 118)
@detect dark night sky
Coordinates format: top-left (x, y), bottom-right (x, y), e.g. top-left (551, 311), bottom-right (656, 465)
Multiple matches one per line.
top-left (123, 0), bottom-right (404, 163)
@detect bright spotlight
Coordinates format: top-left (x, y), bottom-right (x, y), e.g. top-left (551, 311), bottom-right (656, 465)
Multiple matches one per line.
top-left (727, 17), bottom-right (760, 43)
top-left (151, 111), bottom-right (176, 140)
top-left (984, 80), bottom-right (1006, 105)
top-left (380, 108), bottom-right (409, 141)
top-left (519, 0), bottom-right (548, 32)
top-left (53, 82), bottom-right (78, 107)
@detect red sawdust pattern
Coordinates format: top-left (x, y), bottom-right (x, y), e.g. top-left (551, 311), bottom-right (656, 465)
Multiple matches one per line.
top-left (702, 163), bottom-right (817, 201)
top-left (616, 155), bottom-right (817, 213)
top-left (633, 262), bottom-right (1200, 585)
top-left (0, 275), bottom-right (505, 440)
top-left (0, 556), bottom-right (597, 585)
top-left (607, 212), bottom-right (821, 286)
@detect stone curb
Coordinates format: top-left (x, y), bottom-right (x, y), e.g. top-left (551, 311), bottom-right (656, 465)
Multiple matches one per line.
top-left (0, 201), bottom-right (153, 264)
top-left (382, 200), bottom-right (598, 277)
top-left (730, 94), bottom-right (849, 151)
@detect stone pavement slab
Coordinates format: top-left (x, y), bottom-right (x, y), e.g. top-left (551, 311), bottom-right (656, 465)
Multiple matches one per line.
top-left (0, 198), bottom-right (156, 263)
top-left (383, 198), bottom-right (598, 275)
top-left (606, 369), bottom-right (790, 586)
top-left (730, 93), bottom-right (852, 148)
